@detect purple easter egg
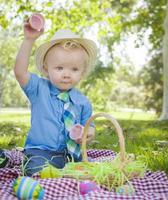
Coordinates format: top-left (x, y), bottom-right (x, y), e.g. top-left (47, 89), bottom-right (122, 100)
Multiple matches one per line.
top-left (79, 181), bottom-right (99, 195)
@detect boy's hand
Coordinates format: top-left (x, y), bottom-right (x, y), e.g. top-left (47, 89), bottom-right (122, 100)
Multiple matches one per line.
top-left (23, 19), bottom-right (44, 40)
top-left (76, 127), bottom-right (95, 144)
top-left (69, 125), bottom-right (95, 145)
top-left (69, 124), bottom-right (95, 144)
top-left (86, 126), bottom-right (95, 144)
top-left (69, 124), bottom-right (83, 144)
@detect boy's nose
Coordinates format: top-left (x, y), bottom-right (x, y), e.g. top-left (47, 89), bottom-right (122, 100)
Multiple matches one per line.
top-left (63, 70), bottom-right (70, 78)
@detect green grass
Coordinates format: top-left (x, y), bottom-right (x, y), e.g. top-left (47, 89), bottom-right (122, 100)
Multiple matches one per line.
top-left (108, 110), bottom-right (156, 121)
top-left (91, 119), bottom-right (168, 174)
top-left (0, 113), bottom-right (30, 124)
top-left (0, 122), bottom-right (28, 149)
top-left (0, 110), bottom-right (168, 175)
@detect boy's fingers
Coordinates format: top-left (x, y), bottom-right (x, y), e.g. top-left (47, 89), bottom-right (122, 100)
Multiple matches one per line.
top-left (39, 27), bottom-right (44, 33)
top-left (88, 133), bottom-right (94, 139)
top-left (23, 16), bottom-right (29, 23)
top-left (75, 138), bottom-right (82, 144)
top-left (86, 134), bottom-right (94, 143)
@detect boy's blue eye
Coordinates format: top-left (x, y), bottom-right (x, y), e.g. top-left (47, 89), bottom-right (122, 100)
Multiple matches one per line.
top-left (72, 67), bottom-right (79, 71)
top-left (56, 66), bottom-right (63, 70)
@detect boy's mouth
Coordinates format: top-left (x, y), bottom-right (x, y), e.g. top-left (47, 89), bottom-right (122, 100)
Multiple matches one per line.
top-left (61, 82), bottom-right (71, 84)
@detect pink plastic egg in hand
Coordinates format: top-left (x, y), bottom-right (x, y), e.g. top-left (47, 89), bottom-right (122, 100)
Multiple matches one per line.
top-left (79, 180), bottom-right (100, 195)
top-left (29, 13), bottom-right (45, 31)
top-left (69, 124), bottom-right (83, 140)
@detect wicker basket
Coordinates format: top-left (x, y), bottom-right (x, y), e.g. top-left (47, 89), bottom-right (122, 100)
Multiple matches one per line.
top-left (40, 113), bottom-right (146, 190)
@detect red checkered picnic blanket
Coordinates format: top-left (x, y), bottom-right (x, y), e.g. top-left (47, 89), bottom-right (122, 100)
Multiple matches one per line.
top-left (0, 149), bottom-right (168, 200)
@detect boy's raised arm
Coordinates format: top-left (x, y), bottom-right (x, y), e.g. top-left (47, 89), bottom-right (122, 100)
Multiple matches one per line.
top-left (14, 38), bottom-right (34, 86)
top-left (14, 20), bottom-right (44, 86)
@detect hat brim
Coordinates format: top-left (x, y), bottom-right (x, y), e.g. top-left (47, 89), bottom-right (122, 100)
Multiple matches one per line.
top-left (35, 37), bottom-right (97, 73)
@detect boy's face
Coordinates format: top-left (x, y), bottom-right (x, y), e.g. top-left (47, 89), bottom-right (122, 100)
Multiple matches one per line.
top-left (44, 45), bottom-right (86, 91)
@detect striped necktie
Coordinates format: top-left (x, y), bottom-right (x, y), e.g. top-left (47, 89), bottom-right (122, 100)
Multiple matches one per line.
top-left (57, 92), bottom-right (81, 158)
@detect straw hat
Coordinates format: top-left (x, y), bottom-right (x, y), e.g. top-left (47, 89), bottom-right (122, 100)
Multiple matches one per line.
top-left (35, 29), bottom-right (97, 74)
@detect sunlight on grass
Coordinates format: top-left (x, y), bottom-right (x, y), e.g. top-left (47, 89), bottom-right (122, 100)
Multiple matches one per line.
top-left (0, 108), bottom-right (156, 122)
top-left (109, 110), bottom-right (156, 121)
top-left (0, 113), bottom-right (30, 125)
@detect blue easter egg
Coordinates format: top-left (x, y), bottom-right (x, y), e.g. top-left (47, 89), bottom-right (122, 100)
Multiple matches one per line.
top-left (116, 184), bottom-right (135, 195)
top-left (13, 176), bottom-right (45, 200)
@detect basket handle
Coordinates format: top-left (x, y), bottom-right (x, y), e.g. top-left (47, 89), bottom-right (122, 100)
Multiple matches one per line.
top-left (81, 112), bottom-right (126, 162)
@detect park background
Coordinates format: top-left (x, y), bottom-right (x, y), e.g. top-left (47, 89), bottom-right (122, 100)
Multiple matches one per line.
top-left (0, 0), bottom-right (168, 174)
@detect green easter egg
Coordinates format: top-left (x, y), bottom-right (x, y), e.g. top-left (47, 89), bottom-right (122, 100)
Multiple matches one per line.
top-left (13, 176), bottom-right (45, 200)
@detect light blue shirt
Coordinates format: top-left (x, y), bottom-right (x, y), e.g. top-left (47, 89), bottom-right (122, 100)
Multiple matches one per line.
top-left (21, 73), bottom-right (93, 152)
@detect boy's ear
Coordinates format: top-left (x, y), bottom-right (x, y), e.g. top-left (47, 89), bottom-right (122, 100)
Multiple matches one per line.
top-left (43, 63), bottom-right (49, 76)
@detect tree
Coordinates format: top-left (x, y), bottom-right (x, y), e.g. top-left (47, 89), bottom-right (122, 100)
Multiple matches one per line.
top-left (139, 53), bottom-right (163, 114)
top-left (0, 0), bottom-right (167, 113)
top-left (0, 0), bottom-right (136, 108)
top-left (0, 31), bottom-right (20, 107)
top-left (123, 0), bottom-right (167, 116)
top-left (159, 4), bottom-right (168, 120)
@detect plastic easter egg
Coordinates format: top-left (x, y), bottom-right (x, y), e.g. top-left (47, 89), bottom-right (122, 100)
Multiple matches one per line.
top-left (69, 124), bottom-right (83, 140)
top-left (79, 180), bottom-right (100, 195)
top-left (13, 176), bottom-right (45, 200)
top-left (116, 184), bottom-right (135, 195)
top-left (29, 13), bottom-right (44, 31)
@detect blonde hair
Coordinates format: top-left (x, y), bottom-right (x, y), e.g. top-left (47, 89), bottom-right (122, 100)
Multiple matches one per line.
top-left (43, 40), bottom-right (92, 77)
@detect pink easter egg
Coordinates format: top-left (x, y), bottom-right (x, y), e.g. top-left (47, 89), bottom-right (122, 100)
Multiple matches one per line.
top-left (79, 181), bottom-right (100, 195)
top-left (69, 124), bottom-right (83, 140)
top-left (29, 13), bottom-right (44, 31)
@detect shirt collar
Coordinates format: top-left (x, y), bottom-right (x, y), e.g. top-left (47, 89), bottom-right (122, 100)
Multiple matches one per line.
top-left (49, 82), bottom-right (81, 104)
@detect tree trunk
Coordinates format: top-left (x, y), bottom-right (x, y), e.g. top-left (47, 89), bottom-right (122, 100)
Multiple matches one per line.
top-left (159, 4), bottom-right (168, 120)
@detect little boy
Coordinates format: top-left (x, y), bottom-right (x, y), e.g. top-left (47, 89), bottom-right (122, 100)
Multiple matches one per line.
top-left (14, 16), bottom-right (97, 176)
